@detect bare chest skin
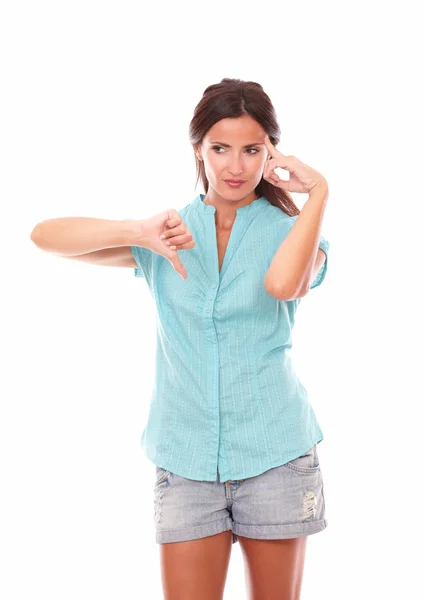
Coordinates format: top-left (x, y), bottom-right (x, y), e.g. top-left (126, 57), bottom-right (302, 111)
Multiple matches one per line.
top-left (216, 226), bottom-right (232, 273)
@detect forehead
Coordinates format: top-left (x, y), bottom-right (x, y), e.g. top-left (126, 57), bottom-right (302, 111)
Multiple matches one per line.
top-left (205, 115), bottom-right (264, 143)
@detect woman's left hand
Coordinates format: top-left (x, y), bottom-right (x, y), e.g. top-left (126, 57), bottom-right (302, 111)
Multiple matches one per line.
top-left (263, 134), bottom-right (327, 194)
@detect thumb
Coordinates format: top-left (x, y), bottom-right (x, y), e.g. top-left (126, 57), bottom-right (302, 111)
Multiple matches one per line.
top-left (168, 252), bottom-right (187, 280)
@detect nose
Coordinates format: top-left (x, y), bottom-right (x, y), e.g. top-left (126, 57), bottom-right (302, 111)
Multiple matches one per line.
top-left (227, 155), bottom-right (244, 177)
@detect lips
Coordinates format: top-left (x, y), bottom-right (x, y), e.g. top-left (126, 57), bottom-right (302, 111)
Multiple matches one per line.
top-left (224, 180), bottom-right (245, 184)
top-left (224, 180), bottom-right (245, 188)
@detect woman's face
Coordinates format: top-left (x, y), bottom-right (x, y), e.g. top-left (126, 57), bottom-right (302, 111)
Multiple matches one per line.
top-left (194, 115), bottom-right (269, 201)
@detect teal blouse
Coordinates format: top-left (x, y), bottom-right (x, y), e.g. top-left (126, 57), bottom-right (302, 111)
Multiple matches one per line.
top-left (129, 193), bottom-right (330, 482)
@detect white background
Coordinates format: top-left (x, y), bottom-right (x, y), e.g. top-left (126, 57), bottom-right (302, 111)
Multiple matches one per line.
top-left (2, 1), bottom-right (422, 598)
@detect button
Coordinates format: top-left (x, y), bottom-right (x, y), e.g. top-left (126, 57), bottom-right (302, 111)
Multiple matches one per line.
top-left (212, 284), bottom-right (217, 289)
top-left (209, 297), bottom-right (213, 301)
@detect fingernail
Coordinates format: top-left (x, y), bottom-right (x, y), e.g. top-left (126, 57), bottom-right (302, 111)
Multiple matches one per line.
top-left (160, 234), bottom-right (166, 239)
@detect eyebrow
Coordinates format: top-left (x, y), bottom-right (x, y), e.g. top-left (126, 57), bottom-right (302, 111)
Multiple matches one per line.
top-left (209, 141), bottom-right (263, 148)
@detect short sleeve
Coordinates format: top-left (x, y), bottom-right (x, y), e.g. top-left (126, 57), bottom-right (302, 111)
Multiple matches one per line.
top-left (310, 234), bottom-right (330, 289)
top-left (130, 244), bottom-right (152, 279)
top-left (124, 218), bottom-right (152, 279)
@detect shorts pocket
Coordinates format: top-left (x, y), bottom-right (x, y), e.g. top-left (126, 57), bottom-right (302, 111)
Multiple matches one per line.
top-left (286, 444), bottom-right (320, 474)
top-left (155, 466), bottom-right (171, 487)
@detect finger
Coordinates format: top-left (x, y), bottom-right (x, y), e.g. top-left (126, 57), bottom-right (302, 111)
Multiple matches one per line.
top-left (160, 223), bottom-right (188, 240)
top-left (266, 156), bottom-right (293, 171)
top-left (264, 174), bottom-right (289, 190)
top-left (263, 133), bottom-right (281, 158)
top-left (169, 254), bottom-right (187, 279)
top-left (168, 239), bottom-right (195, 250)
top-left (263, 160), bottom-right (275, 179)
top-left (263, 160), bottom-right (282, 182)
top-left (164, 233), bottom-right (192, 246)
top-left (165, 209), bottom-right (181, 228)
top-left (277, 180), bottom-right (291, 191)
top-left (263, 165), bottom-right (288, 188)
top-left (264, 173), bottom-right (280, 186)
top-left (269, 172), bottom-right (290, 190)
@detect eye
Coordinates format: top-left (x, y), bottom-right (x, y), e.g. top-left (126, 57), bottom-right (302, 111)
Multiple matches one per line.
top-left (211, 145), bottom-right (260, 155)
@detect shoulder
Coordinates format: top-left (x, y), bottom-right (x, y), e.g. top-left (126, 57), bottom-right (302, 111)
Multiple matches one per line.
top-left (263, 201), bottom-right (292, 218)
top-left (178, 203), bottom-right (191, 217)
top-left (260, 205), bottom-right (299, 254)
top-left (262, 203), bottom-right (296, 226)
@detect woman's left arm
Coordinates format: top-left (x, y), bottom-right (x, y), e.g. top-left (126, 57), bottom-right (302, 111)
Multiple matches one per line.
top-left (264, 184), bottom-right (329, 300)
top-left (261, 134), bottom-right (329, 300)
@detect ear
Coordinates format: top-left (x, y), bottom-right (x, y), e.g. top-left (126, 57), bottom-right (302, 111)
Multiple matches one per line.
top-left (193, 144), bottom-right (203, 161)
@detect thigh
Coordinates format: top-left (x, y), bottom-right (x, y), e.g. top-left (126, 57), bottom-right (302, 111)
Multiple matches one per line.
top-left (238, 535), bottom-right (307, 600)
top-left (160, 530), bottom-right (233, 600)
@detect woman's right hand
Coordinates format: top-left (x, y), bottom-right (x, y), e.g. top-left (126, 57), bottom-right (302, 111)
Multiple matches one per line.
top-left (136, 209), bottom-right (195, 279)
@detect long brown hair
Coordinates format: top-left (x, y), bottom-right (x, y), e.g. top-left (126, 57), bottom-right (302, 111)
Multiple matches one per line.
top-left (188, 78), bottom-right (300, 217)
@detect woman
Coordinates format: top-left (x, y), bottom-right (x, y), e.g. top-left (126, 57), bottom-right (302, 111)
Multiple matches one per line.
top-left (31, 78), bottom-right (330, 600)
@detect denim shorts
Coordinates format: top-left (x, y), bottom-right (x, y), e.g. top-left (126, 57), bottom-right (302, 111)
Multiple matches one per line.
top-left (153, 444), bottom-right (327, 544)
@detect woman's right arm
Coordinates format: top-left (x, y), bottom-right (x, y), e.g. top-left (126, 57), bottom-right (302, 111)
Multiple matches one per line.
top-left (30, 217), bottom-right (147, 256)
top-left (29, 217), bottom-right (148, 268)
top-left (30, 210), bottom-right (194, 277)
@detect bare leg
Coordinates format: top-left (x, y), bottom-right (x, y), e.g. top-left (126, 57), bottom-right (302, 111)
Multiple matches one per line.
top-left (159, 530), bottom-right (233, 600)
top-left (238, 535), bottom-right (307, 600)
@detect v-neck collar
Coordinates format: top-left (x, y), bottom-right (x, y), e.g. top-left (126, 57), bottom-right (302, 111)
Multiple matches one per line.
top-left (192, 193), bottom-right (269, 282)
